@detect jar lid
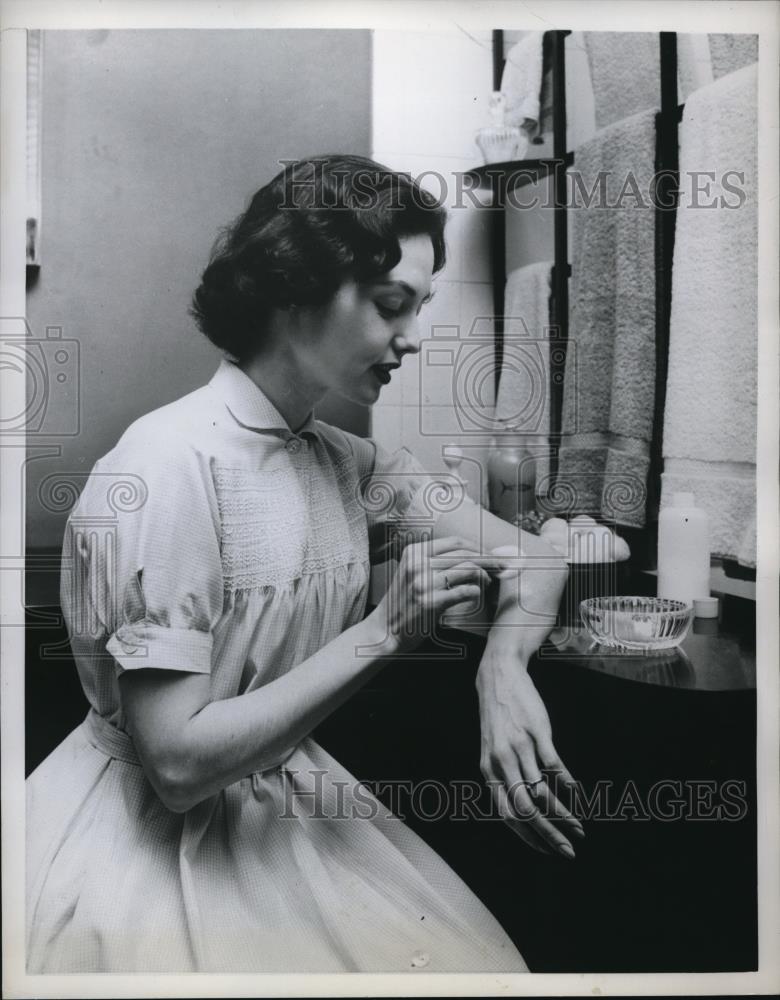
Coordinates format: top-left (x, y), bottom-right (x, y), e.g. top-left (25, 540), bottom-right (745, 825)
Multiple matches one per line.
top-left (693, 596), bottom-right (719, 619)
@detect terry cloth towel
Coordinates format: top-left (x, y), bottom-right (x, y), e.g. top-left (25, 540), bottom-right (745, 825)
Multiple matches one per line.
top-left (677, 33), bottom-right (758, 101)
top-left (501, 32), bottom-right (545, 141)
top-left (565, 31), bottom-right (598, 152)
top-left (584, 32), bottom-right (660, 131)
top-left (494, 262), bottom-right (554, 496)
top-left (555, 108), bottom-right (658, 528)
top-left (709, 33), bottom-right (758, 81)
top-left (661, 63), bottom-right (758, 568)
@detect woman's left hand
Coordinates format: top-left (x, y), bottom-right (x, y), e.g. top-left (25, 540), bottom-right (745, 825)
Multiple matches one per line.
top-left (475, 641), bottom-right (584, 858)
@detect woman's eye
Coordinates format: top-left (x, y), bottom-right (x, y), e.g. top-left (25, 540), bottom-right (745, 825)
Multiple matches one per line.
top-left (376, 302), bottom-right (402, 319)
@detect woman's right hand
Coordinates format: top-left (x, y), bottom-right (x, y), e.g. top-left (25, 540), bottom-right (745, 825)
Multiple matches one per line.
top-left (369, 535), bottom-right (496, 654)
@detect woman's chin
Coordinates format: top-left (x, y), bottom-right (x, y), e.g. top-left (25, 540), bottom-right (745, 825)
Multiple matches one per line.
top-left (341, 379), bottom-right (383, 406)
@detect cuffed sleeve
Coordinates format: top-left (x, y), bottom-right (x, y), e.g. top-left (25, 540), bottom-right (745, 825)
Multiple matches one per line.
top-left (106, 624), bottom-right (214, 675)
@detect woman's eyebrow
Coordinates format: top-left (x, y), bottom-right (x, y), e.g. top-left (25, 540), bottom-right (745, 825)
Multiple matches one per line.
top-left (374, 279), bottom-right (435, 303)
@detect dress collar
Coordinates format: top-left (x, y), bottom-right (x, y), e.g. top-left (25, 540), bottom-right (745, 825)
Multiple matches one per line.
top-left (209, 358), bottom-right (320, 440)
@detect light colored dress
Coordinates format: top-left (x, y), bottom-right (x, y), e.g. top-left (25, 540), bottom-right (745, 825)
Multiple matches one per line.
top-left (26, 358), bottom-right (527, 974)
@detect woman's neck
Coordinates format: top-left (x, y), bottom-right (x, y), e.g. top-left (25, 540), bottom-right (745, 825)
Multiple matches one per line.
top-left (238, 350), bottom-right (323, 434)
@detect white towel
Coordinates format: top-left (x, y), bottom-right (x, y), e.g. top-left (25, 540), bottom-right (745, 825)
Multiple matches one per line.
top-left (494, 262), bottom-right (553, 496)
top-left (677, 34), bottom-right (715, 101)
top-left (661, 64), bottom-right (758, 567)
top-left (501, 32), bottom-right (545, 140)
top-left (678, 33), bottom-right (758, 102)
top-left (565, 31), bottom-right (597, 151)
top-left (709, 33), bottom-right (758, 81)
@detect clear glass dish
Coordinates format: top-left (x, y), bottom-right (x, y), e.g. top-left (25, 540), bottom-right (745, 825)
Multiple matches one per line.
top-left (580, 596), bottom-right (693, 652)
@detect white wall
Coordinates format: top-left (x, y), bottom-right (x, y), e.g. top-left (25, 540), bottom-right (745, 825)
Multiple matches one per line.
top-left (26, 29), bottom-right (372, 551)
top-left (370, 29), bottom-right (496, 505)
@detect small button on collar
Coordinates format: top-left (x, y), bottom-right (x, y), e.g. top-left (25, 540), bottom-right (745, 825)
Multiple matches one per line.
top-left (286, 437), bottom-right (303, 454)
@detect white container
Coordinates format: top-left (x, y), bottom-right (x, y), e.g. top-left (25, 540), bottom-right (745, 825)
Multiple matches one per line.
top-left (475, 91), bottom-right (527, 164)
top-left (657, 492), bottom-right (711, 607)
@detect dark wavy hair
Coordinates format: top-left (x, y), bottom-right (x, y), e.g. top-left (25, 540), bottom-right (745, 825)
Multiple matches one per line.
top-left (191, 155), bottom-right (447, 361)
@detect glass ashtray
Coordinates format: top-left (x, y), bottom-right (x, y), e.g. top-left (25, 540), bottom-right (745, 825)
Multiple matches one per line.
top-left (580, 596), bottom-right (693, 652)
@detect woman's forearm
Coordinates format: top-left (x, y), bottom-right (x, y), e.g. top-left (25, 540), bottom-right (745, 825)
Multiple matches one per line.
top-left (435, 499), bottom-right (568, 662)
top-left (485, 553), bottom-right (568, 664)
top-left (123, 611), bottom-right (397, 812)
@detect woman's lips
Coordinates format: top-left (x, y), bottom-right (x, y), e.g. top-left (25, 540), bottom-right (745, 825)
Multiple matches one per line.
top-left (371, 366), bottom-right (392, 385)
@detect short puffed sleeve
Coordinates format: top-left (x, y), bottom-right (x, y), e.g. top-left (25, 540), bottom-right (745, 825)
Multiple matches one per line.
top-left (61, 439), bottom-right (224, 675)
top-left (346, 434), bottom-right (449, 563)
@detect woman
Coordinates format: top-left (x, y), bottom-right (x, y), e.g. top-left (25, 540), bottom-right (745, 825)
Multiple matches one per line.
top-left (27, 155), bottom-right (579, 974)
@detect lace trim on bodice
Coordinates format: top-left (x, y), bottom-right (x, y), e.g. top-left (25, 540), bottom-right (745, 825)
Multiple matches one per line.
top-left (214, 451), bottom-right (369, 592)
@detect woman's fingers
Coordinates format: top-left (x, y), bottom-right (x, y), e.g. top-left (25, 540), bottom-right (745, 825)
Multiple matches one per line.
top-left (428, 552), bottom-right (494, 604)
top-left (486, 771), bottom-right (555, 856)
top-left (516, 737), bottom-right (585, 837)
top-left (438, 582), bottom-right (483, 610)
top-left (430, 550), bottom-right (503, 572)
top-left (513, 738), bottom-right (583, 836)
top-left (497, 756), bottom-right (577, 858)
top-left (425, 536), bottom-right (486, 556)
top-left (536, 735), bottom-right (579, 796)
top-left (429, 544), bottom-right (519, 576)
top-left (528, 782), bottom-right (585, 838)
top-left (435, 563), bottom-right (492, 591)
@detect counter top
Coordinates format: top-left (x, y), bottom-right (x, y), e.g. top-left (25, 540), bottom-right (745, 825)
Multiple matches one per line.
top-left (539, 620), bottom-right (756, 691)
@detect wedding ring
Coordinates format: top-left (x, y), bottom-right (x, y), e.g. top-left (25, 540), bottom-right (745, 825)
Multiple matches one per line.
top-left (527, 778), bottom-right (545, 794)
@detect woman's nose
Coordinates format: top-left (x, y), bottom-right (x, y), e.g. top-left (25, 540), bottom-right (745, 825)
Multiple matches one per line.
top-left (394, 319), bottom-right (421, 355)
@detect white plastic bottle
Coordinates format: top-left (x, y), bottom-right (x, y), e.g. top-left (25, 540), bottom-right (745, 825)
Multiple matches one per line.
top-left (657, 492), bottom-right (711, 606)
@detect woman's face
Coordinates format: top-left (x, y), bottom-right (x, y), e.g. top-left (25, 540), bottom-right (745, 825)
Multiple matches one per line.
top-left (290, 234), bottom-right (436, 406)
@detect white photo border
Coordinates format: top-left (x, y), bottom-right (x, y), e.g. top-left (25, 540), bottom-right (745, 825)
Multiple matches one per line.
top-left (2, 1), bottom-right (778, 997)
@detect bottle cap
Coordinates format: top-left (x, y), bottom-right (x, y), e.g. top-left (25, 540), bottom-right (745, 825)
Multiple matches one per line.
top-left (693, 596), bottom-right (719, 619)
top-left (671, 492), bottom-right (696, 507)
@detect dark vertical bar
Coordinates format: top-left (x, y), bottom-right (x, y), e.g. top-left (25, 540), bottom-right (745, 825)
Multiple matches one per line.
top-left (648, 32), bottom-right (679, 550)
top-left (491, 30), bottom-right (506, 399)
top-left (492, 29), bottom-right (504, 92)
top-left (549, 30), bottom-right (569, 480)
top-left (492, 171), bottom-right (507, 399)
